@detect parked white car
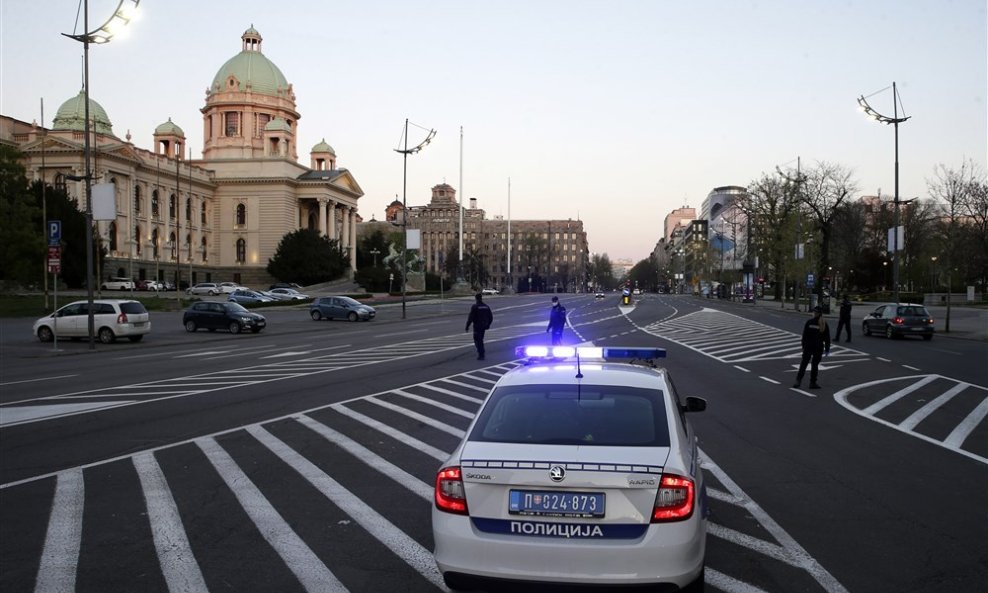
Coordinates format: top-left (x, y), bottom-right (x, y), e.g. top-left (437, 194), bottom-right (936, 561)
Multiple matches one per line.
top-left (218, 282), bottom-right (244, 294)
top-left (481, 288), bottom-right (499, 295)
top-left (268, 287), bottom-right (310, 300)
top-left (33, 299), bottom-right (151, 344)
top-left (187, 282), bottom-right (221, 296)
top-left (101, 277), bottom-right (135, 291)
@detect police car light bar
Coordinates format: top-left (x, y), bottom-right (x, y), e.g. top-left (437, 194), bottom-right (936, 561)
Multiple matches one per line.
top-left (514, 346), bottom-right (666, 361)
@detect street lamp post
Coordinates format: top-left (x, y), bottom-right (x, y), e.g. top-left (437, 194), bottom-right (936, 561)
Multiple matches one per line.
top-left (62, 0), bottom-right (140, 348)
top-left (858, 82), bottom-right (910, 304)
top-left (393, 118), bottom-right (436, 319)
top-left (370, 248), bottom-right (380, 267)
top-left (930, 256), bottom-right (938, 293)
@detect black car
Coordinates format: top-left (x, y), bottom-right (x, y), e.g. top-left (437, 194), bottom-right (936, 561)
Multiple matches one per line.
top-left (862, 303), bottom-right (934, 340)
top-left (183, 301), bottom-right (266, 334)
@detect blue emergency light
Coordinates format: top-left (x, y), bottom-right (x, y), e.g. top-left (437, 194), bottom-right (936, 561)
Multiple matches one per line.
top-left (514, 345), bottom-right (666, 361)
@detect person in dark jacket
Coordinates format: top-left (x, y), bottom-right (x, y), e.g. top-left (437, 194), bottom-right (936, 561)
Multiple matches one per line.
top-left (793, 306), bottom-right (831, 389)
top-left (834, 296), bottom-right (852, 342)
top-left (546, 296), bottom-right (567, 345)
top-left (465, 293), bottom-right (494, 360)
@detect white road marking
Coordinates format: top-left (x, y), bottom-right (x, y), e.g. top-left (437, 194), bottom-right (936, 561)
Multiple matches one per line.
top-left (790, 388), bottom-right (817, 398)
top-left (734, 365), bottom-right (751, 373)
top-left (877, 357), bottom-right (892, 362)
top-left (902, 364), bottom-right (921, 371)
top-left (0, 374), bottom-right (78, 387)
top-left (247, 425), bottom-right (447, 590)
top-left (133, 453), bottom-right (209, 593)
top-left (759, 376), bottom-right (780, 385)
top-left (34, 468), bottom-right (84, 593)
top-left (0, 401), bottom-right (137, 427)
top-left (262, 351), bottom-right (313, 358)
top-left (700, 453), bottom-right (850, 593)
top-left (835, 375), bottom-right (988, 465)
top-left (197, 437), bottom-right (347, 593)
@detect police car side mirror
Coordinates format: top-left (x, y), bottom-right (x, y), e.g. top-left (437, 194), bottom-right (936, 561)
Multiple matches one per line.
top-left (682, 396), bottom-right (707, 413)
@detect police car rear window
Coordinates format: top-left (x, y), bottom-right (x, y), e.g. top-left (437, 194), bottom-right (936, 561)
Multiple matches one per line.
top-left (470, 385), bottom-right (670, 447)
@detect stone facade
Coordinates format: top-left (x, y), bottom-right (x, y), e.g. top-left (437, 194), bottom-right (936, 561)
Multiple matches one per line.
top-left (359, 184), bottom-right (590, 292)
top-left (1, 26), bottom-right (362, 289)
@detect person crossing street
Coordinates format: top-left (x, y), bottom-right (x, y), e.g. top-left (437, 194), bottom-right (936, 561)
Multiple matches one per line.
top-left (546, 296), bottom-right (567, 345)
top-left (465, 293), bottom-right (494, 360)
top-left (835, 296), bottom-right (852, 342)
top-left (793, 305), bottom-right (831, 389)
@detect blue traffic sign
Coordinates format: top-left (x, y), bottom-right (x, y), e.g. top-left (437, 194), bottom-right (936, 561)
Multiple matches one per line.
top-left (48, 220), bottom-right (62, 246)
top-left (806, 272), bottom-right (815, 288)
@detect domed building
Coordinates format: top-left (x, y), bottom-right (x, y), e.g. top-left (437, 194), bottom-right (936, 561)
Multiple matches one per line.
top-left (2, 25), bottom-right (363, 288)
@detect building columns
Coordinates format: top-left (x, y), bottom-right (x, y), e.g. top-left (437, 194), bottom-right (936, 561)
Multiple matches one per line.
top-left (317, 198), bottom-right (328, 236)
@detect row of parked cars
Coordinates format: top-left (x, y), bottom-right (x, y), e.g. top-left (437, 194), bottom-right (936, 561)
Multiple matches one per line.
top-left (32, 293), bottom-right (378, 343)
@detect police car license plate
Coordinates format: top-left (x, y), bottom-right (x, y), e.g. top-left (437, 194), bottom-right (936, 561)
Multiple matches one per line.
top-left (508, 490), bottom-right (605, 518)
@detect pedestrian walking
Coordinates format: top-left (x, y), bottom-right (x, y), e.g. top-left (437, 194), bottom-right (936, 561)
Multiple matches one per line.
top-left (465, 293), bottom-right (494, 360)
top-left (546, 296), bottom-right (567, 345)
top-left (835, 296), bottom-right (852, 342)
top-left (793, 305), bottom-right (831, 389)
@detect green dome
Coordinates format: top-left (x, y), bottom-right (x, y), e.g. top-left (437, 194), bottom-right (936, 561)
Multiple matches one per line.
top-left (312, 138), bottom-right (335, 154)
top-left (210, 27), bottom-right (289, 96)
top-left (264, 118), bottom-right (291, 132)
top-left (154, 117), bottom-right (184, 136)
top-left (52, 90), bottom-right (113, 135)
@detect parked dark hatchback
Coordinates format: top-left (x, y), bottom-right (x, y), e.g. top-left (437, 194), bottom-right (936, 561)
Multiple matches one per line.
top-left (862, 303), bottom-right (934, 340)
top-left (183, 301), bottom-right (266, 334)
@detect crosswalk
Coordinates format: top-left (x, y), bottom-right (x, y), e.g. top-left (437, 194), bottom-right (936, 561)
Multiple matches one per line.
top-left (0, 324), bottom-right (545, 428)
top-left (2, 364), bottom-right (847, 593)
top-left (835, 374), bottom-right (988, 465)
top-left (642, 308), bottom-right (866, 363)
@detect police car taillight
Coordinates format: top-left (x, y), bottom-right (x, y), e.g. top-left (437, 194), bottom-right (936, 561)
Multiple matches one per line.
top-left (514, 346), bottom-right (665, 361)
top-left (435, 466), bottom-right (468, 515)
top-left (651, 474), bottom-right (695, 522)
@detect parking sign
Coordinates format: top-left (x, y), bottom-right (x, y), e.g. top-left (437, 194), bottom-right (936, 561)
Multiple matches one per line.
top-left (48, 220), bottom-right (61, 246)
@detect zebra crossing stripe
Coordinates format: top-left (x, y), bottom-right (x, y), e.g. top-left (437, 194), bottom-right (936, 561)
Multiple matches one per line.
top-left (34, 468), bottom-right (84, 593)
top-left (133, 452), bottom-right (209, 593)
top-left (197, 437), bottom-right (347, 593)
top-left (246, 425), bottom-right (448, 590)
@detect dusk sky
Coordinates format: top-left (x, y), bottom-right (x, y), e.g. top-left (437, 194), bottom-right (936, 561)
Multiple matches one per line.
top-left (2, 0), bottom-right (985, 263)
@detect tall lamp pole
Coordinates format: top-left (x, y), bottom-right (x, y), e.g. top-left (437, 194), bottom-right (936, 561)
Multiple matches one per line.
top-left (858, 82), bottom-right (910, 304)
top-left (62, 0), bottom-right (140, 348)
top-left (393, 119), bottom-right (436, 319)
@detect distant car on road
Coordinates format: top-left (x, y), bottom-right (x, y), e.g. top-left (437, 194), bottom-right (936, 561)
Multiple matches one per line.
top-left (33, 299), bottom-right (151, 344)
top-left (227, 289), bottom-right (274, 305)
top-left (101, 277), bottom-right (135, 291)
top-left (481, 288), bottom-right (499, 295)
top-left (270, 282), bottom-right (303, 290)
top-left (309, 296), bottom-right (376, 322)
top-left (268, 287), bottom-right (310, 301)
top-left (183, 301), bottom-right (266, 334)
top-left (595, 291), bottom-right (606, 299)
top-left (862, 303), bottom-right (934, 340)
top-left (187, 282), bottom-right (221, 296)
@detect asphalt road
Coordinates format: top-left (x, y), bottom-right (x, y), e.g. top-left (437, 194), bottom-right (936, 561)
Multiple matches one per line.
top-left (1, 293), bottom-right (986, 592)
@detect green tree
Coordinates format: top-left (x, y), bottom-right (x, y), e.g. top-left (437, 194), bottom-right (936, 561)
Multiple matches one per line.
top-left (267, 228), bottom-right (349, 286)
top-left (628, 257), bottom-right (659, 292)
top-left (0, 146), bottom-right (43, 287)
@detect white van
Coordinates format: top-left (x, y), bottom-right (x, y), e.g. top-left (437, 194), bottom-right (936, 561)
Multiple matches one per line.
top-left (33, 299), bottom-right (151, 343)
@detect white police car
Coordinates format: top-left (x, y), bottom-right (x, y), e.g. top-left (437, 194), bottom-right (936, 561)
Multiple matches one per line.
top-left (432, 345), bottom-right (707, 591)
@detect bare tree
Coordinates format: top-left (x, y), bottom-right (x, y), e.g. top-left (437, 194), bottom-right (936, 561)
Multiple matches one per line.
top-left (801, 162), bottom-right (858, 299)
top-left (927, 159), bottom-right (984, 330)
top-left (747, 172), bottom-right (799, 301)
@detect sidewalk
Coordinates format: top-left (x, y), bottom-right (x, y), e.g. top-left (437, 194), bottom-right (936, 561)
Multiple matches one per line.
top-left (728, 295), bottom-right (988, 342)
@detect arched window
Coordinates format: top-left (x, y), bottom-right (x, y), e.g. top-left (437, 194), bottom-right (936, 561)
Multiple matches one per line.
top-left (108, 221), bottom-right (117, 252)
top-left (236, 203), bottom-right (246, 226)
top-left (151, 228), bottom-right (160, 259)
top-left (201, 237), bottom-right (208, 262)
top-left (200, 202), bottom-right (207, 225)
top-left (134, 185), bottom-right (142, 214)
top-left (185, 198), bottom-right (192, 222)
top-left (169, 195), bottom-right (176, 219)
top-left (236, 238), bottom-right (246, 263)
top-left (169, 232), bottom-right (176, 258)
top-left (135, 225), bottom-right (142, 255)
top-left (151, 191), bottom-right (159, 218)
